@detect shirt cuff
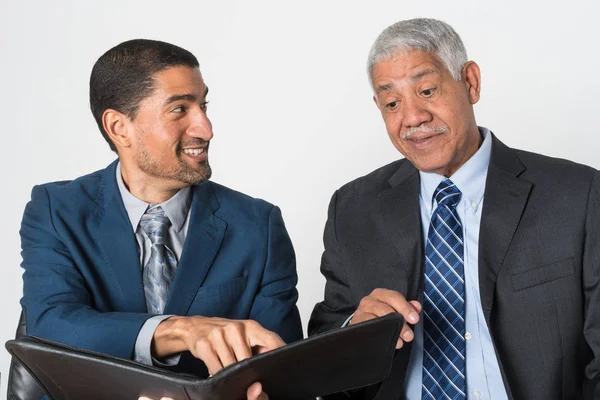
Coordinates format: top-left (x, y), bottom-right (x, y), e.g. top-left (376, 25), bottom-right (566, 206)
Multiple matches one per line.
top-left (134, 314), bottom-right (181, 366)
top-left (342, 312), bottom-right (355, 327)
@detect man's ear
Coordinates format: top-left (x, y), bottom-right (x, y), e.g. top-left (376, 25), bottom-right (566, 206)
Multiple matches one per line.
top-left (462, 61), bottom-right (481, 105)
top-left (102, 109), bottom-right (132, 149)
top-left (373, 94), bottom-right (382, 110)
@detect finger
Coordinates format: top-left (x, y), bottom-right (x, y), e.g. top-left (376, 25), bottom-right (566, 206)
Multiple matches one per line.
top-left (226, 323), bottom-right (253, 362)
top-left (247, 382), bottom-right (263, 400)
top-left (352, 294), bottom-right (398, 325)
top-left (399, 322), bottom-right (415, 343)
top-left (396, 336), bottom-right (405, 350)
top-left (138, 397), bottom-right (174, 400)
top-left (252, 345), bottom-right (269, 355)
top-left (348, 311), bottom-right (378, 325)
top-left (246, 322), bottom-right (285, 351)
top-left (396, 302), bottom-right (422, 349)
top-left (409, 300), bottom-right (423, 315)
top-left (357, 297), bottom-right (397, 319)
top-left (371, 289), bottom-right (419, 324)
top-left (260, 331), bottom-right (285, 350)
top-left (212, 332), bottom-right (238, 368)
top-left (194, 339), bottom-right (224, 375)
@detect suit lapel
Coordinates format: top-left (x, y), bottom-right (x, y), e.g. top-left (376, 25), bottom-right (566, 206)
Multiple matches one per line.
top-left (372, 160), bottom-right (423, 399)
top-left (377, 161), bottom-right (424, 300)
top-left (479, 135), bottom-right (532, 321)
top-left (94, 160), bottom-right (147, 311)
top-left (164, 182), bottom-right (226, 315)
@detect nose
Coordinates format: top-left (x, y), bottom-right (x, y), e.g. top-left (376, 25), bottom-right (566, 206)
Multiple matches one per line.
top-left (402, 97), bottom-right (432, 128)
top-left (186, 107), bottom-right (214, 141)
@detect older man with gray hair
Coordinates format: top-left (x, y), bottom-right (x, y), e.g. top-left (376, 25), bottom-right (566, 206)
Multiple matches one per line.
top-left (309, 18), bottom-right (600, 399)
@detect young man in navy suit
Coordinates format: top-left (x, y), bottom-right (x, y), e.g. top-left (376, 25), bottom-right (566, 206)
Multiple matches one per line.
top-left (20, 39), bottom-right (302, 400)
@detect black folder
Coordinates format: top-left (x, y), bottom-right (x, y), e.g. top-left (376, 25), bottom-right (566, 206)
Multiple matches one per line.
top-left (6, 313), bottom-right (403, 400)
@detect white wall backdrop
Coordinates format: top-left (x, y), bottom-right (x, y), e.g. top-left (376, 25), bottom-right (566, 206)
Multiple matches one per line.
top-left (1, 0), bottom-right (599, 397)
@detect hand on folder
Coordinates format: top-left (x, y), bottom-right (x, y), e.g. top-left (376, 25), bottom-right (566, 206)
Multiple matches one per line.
top-left (349, 288), bottom-right (422, 349)
top-left (7, 314), bottom-right (403, 400)
top-left (152, 316), bottom-right (285, 375)
top-left (139, 381), bottom-right (268, 400)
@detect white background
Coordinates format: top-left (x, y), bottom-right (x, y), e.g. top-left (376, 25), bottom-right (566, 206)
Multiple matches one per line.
top-left (1, 0), bottom-right (599, 397)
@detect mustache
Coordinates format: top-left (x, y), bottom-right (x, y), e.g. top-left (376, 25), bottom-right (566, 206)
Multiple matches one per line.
top-left (178, 139), bottom-right (209, 150)
top-left (402, 125), bottom-right (449, 140)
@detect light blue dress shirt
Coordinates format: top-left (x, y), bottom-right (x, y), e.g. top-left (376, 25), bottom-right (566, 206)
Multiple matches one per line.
top-left (115, 163), bottom-right (192, 366)
top-left (404, 127), bottom-right (508, 400)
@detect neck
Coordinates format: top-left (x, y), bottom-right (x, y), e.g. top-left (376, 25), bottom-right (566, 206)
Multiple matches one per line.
top-left (119, 160), bottom-right (183, 204)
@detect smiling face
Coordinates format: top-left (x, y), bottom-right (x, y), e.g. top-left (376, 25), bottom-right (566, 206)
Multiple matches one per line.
top-left (371, 50), bottom-right (482, 176)
top-left (124, 65), bottom-right (213, 189)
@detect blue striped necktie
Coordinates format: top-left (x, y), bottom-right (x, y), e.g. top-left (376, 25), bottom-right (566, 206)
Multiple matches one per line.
top-left (422, 178), bottom-right (466, 400)
top-left (139, 205), bottom-right (177, 314)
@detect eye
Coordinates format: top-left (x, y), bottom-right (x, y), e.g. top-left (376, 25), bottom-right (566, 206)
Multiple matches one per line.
top-left (171, 105), bottom-right (185, 113)
top-left (200, 101), bottom-right (210, 111)
top-left (386, 101), bottom-right (399, 110)
top-left (421, 87), bottom-right (436, 97)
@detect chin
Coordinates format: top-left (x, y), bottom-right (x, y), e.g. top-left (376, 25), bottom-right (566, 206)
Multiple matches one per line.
top-left (180, 164), bottom-right (212, 185)
top-left (412, 161), bottom-right (444, 174)
top-left (411, 153), bottom-right (453, 174)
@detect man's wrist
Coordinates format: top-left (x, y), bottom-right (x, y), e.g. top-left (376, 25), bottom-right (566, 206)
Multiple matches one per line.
top-left (152, 316), bottom-right (188, 358)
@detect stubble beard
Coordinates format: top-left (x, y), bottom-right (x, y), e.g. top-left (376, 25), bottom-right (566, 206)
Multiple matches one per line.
top-left (135, 146), bottom-right (212, 186)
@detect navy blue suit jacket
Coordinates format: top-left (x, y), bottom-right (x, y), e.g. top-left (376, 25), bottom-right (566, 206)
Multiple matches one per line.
top-left (20, 160), bottom-right (303, 376)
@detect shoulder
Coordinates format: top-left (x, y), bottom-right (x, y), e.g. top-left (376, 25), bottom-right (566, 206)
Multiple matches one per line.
top-left (513, 148), bottom-right (597, 187)
top-left (334, 159), bottom-right (408, 202)
top-left (206, 181), bottom-right (276, 220)
top-left (21, 165), bottom-right (111, 235)
top-left (28, 165), bottom-right (109, 209)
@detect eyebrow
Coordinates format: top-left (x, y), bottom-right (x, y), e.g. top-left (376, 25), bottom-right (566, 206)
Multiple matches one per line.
top-left (375, 69), bottom-right (438, 94)
top-left (409, 68), bottom-right (436, 82)
top-left (375, 83), bottom-right (394, 94)
top-left (163, 87), bottom-right (209, 106)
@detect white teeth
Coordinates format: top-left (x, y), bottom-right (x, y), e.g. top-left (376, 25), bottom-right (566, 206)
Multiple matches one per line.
top-left (183, 148), bottom-right (204, 156)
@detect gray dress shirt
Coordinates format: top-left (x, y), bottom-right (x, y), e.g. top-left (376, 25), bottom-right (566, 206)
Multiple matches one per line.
top-left (115, 163), bottom-right (192, 366)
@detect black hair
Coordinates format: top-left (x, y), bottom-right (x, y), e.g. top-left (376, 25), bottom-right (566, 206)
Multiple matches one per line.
top-left (89, 39), bottom-right (199, 152)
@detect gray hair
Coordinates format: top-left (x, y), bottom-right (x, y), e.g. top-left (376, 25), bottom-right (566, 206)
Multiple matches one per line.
top-left (367, 18), bottom-right (468, 83)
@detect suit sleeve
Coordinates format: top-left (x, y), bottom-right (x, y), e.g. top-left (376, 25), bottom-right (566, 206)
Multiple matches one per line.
top-left (20, 185), bottom-right (151, 359)
top-left (583, 170), bottom-right (600, 399)
top-left (308, 191), bottom-right (357, 336)
top-left (249, 205), bottom-right (303, 344)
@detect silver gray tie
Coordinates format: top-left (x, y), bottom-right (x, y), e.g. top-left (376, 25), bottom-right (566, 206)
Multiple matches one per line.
top-left (139, 205), bottom-right (177, 314)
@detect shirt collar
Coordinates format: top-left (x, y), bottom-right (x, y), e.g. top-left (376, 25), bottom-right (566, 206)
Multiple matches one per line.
top-left (419, 126), bottom-right (492, 209)
top-left (116, 162), bottom-right (192, 232)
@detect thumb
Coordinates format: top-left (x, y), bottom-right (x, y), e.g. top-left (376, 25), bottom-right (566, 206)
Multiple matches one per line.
top-left (247, 382), bottom-right (263, 400)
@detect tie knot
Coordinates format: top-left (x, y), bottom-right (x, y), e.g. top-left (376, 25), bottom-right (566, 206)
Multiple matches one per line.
top-left (433, 178), bottom-right (462, 208)
top-left (139, 206), bottom-right (171, 244)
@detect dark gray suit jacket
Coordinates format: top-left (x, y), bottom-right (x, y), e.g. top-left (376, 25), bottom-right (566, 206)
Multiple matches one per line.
top-left (309, 134), bottom-right (600, 400)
